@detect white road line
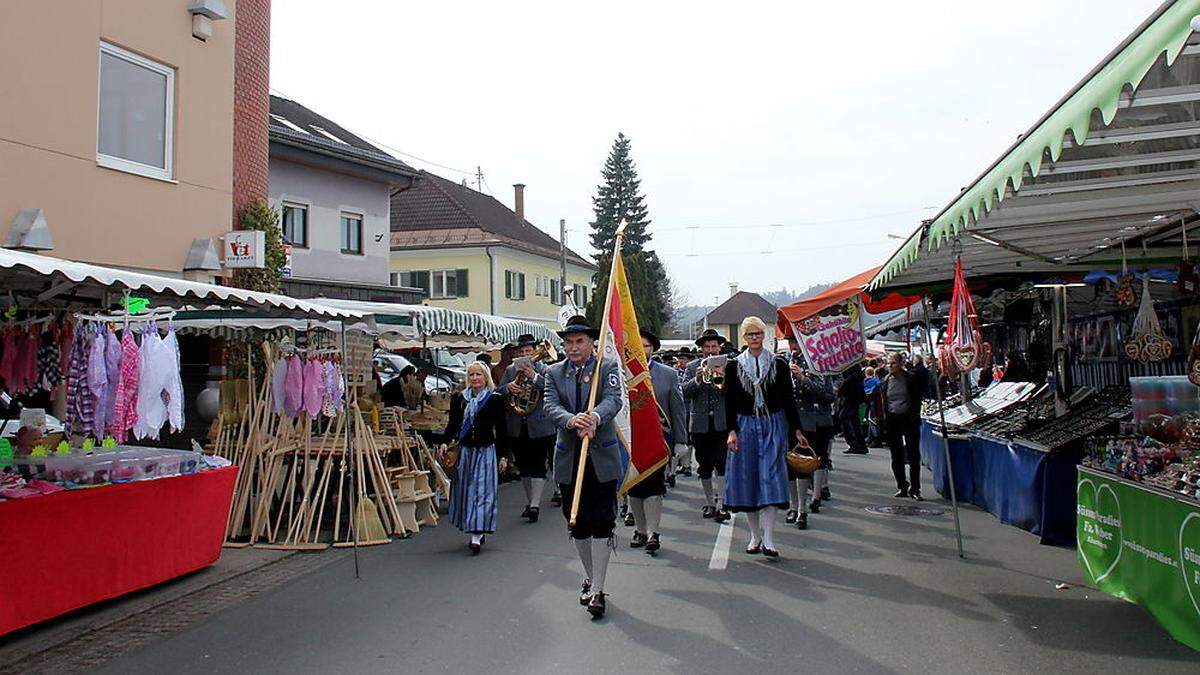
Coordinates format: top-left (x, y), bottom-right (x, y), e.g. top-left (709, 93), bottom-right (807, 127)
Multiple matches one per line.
top-left (708, 514), bottom-right (736, 570)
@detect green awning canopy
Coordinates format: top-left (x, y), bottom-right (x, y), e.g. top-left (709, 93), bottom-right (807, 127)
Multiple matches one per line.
top-left (871, 0), bottom-right (1200, 290)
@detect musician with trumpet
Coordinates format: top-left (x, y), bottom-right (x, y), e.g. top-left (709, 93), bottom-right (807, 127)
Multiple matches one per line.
top-left (498, 333), bottom-right (557, 523)
top-left (626, 328), bottom-right (687, 554)
top-left (682, 328), bottom-right (732, 522)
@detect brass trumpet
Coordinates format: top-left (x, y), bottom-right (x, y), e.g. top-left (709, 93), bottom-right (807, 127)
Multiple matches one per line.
top-left (698, 355), bottom-right (727, 389)
top-left (507, 340), bottom-right (558, 415)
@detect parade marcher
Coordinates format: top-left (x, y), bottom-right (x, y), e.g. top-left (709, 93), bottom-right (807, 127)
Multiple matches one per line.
top-left (882, 352), bottom-right (925, 499)
top-left (673, 348), bottom-right (696, 477)
top-left (786, 339), bottom-right (836, 529)
top-left (724, 317), bottom-right (804, 559)
top-left (441, 361), bottom-right (510, 554)
top-left (543, 315), bottom-right (624, 618)
top-left (683, 328), bottom-right (732, 523)
top-left (626, 329), bottom-right (687, 555)
top-left (498, 333), bottom-right (555, 523)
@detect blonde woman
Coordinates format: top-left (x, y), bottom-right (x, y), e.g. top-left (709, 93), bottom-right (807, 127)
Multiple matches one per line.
top-left (724, 316), bottom-right (804, 559)
top-left (442, 361), bottom-right (511, 554)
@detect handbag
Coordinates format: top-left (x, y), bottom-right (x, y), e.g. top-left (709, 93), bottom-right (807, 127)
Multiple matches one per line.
top-left (786, 443), bottom-right (820, 477)
top-left (438, 441), bottom-right (460, 470)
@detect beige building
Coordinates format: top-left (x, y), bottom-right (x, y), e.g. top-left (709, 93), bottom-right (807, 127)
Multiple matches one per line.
top-left (0, 0), bottom-right (238, 280)
top-left (390, 174), bottom-right (595, 329)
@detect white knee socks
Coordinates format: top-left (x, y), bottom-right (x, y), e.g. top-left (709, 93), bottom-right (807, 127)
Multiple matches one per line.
top-left (470, 534), bottom-right (483, 546)
top-left (521, 477), bottom-right (533, 504)
top-left (530, 478), bottom-right (545, 506)
top-left (815, 468), bottom-right (828, 496)
top-left (788, 480), bottom-right (799, 510)
top-left (645, 495), bottom-right (663, 534)
top-left (629, 496), bottom-right (648, 534)
top-left (761, 506), bottom-right (778, 550)
top-left (798, 478), bottom-right (812, 514)
top-left (575, 537), bottom-right (594, 580)
top-left (746, 510), bottom-right (762, 547)
top-left (702, 478), bottom-right (716, 507)
top-left (715, 475), bottom-right (726, 509)
top-left (591, 538), bottom-right (612, 593)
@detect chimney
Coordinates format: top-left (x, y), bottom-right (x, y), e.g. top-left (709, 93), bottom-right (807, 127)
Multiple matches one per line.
top-left (513, 184), bottom-right (525, 223)
top-left (730, 282), bottom-right (739, 298)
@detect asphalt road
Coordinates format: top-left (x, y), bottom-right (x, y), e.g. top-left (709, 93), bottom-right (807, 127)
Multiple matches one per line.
top-left (103, 444), bottom-right (1199, 674)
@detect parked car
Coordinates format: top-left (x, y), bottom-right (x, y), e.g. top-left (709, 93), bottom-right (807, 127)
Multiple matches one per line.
top-left (373, 352), bottom-right (453, 394)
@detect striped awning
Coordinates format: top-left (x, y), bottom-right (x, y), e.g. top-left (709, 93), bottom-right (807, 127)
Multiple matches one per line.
top-left (316, 299), bottom-right (561, 347)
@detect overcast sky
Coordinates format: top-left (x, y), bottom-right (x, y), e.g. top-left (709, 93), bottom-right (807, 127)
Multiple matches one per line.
top-left (271, 0), bottom-right (1165, 306)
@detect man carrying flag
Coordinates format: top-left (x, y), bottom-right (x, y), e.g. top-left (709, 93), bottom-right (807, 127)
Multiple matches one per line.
top-left (544, 314), bottom-right (623, 618)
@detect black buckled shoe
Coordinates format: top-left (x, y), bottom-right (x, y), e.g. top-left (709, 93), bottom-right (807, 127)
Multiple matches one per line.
top-left (797, 513), bottom-right (808, 530)
top-left (894, 489), bottom-right (909, 498)
top-left (809, 499), bottom-right (821, 514)
top-left (821, 487), bottom-right (832, 501)
top-left (587, 592), bottom-right (606, 618)
top-left (785, 509), bottom-right (798, 524)
top-left (645, 533), bottom-right (661, 554)
top-left (551, 491), bottom-right (562, 506)
top-left (623, 511), bottom-right (635, 526)
top-left (702, 505), bottom-right (716, 519)
top-left (714, 508), bottom-right (732, 523)
top-left (909, 490), bottom-right (923, 501)
top-left (630, 531), bottom-right (647, 548)
top-left (528, 506), bottom-right (540, 522)
top-left (520, 505), bottom-right (533, 519)
top-left (745, 543), bottom-right (761, 555)
top-left (579, 579), bottom-right (592, 605)
top-left (762, 547), bottom-right (780, 560)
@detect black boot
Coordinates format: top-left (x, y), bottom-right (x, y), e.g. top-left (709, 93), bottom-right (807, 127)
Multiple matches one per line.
top-left (645, 533), bottom-right (661, 554)
top-left (587, 592), bottom-right (607, 618)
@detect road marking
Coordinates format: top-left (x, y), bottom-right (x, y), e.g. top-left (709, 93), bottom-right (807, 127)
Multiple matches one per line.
top-left (708, 514), bottom-right (736, 570)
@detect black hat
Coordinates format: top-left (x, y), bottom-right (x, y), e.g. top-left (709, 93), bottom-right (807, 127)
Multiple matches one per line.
top-left (639, 328), bottom-right (661, 352)
top-left (475, 353), bottom-right (493, 365)
top-left (694, 328), bottom-right (728, 347)
top-left (515, 333), bottom-right (538, 348)
top-left (557, 315), bottom-right (600, 340)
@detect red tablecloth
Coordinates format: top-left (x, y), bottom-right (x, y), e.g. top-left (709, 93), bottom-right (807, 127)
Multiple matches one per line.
top-left (0, 466), bottom-right (238, 636)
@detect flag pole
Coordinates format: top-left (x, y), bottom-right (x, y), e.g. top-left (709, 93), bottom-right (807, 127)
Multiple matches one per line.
top-left (568, 221), bottom-right (626, 527)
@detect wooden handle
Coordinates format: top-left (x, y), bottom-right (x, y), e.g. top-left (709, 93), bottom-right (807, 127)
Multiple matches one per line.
top-left (567, 434), bottom-right (592, 527)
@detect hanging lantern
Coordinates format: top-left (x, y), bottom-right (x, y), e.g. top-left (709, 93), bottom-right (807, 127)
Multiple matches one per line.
top-left (940, 257), bottom-right (985, 374)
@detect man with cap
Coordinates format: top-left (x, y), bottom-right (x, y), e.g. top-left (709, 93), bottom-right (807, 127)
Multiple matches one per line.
top-left (625, 328), bottom-right (687, 555)
top-left (543, 315), bottom-right (624, 618)
top-left (683, 328), bottom-right (732, 522)
top-left (498, 333), bottom-right (555, 522)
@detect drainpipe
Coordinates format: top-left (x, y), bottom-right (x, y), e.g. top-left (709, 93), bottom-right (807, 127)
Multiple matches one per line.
top-left (485, 245), bottom-right (496, 315)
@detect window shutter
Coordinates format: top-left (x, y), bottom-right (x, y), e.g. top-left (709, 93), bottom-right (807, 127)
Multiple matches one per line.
top-left (415, 270), bottom-right (430, 295)
top-left (457, 269), bottom-right (468, 297)
top-left (505, 271), bottom-right (511, 299)
top-left (519, 273), bottom-right (526, 300)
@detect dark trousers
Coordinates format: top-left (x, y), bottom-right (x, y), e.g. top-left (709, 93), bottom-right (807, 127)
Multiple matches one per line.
top-left (885, 412), bottom-right (921, 493)
top-left (690, 430), bottom-right (727, 479)
top-left (840, 407), bottom-right (866, 450)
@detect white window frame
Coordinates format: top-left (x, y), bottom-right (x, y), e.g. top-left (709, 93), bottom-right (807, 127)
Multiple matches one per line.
top-left (340, 211), bottom-right (364, 255)
top-left (280, 202), bottom-right (309, 248)
top-left (96, 42), bottom-right (175, 182)
top-left (430, 269), bottom-right (459, 300)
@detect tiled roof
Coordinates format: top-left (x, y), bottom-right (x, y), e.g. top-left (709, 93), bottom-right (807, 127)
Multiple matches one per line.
top-left (268, 95), bottom-right (417, 177)
top-left (391, 171), bottom-right (594, 268)
top-left (706, 291), bottom-right (777, 325)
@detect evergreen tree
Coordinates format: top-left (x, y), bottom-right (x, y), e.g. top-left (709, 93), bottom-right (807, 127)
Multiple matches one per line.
top-left (586, 133), bottom-right (672, 333)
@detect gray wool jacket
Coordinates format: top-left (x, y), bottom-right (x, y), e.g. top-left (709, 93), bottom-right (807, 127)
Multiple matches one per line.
top-left (543, 356), bottom-right (625, 484)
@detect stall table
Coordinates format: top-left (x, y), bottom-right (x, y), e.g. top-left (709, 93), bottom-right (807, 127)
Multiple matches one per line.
top-left (1077, 466), bottom-right (1200, 652)
top-left (0, 467), bottom-right (237, 636)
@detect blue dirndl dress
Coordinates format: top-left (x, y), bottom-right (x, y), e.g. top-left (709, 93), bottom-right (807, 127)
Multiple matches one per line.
top-left (724, 410), bottom-right (790, 511)
top-left (449, 443), bottom-right (498, 534)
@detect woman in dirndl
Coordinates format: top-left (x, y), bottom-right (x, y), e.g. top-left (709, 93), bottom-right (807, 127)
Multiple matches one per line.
top-left (442, 361), bottom-right (510, 554)
top-left (724, 316), bottom-right (804, 559)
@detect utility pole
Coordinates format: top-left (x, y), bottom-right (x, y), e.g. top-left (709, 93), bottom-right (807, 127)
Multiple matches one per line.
top-left (475, 166), bottom-right (484, 192)
top-left (559, 218), bottom-right (568, 306)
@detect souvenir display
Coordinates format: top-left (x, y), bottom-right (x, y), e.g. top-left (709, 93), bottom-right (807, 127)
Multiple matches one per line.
top-left (938, 257), bottom-right (987, 376)
top-left (1123, 276), bottom-right (1172, 364)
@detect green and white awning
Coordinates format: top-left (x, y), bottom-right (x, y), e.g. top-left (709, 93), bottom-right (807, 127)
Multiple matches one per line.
top-left (871, 0), bottom-right (1200, 292)
top-left (316, 299), bottom-right (561, 348)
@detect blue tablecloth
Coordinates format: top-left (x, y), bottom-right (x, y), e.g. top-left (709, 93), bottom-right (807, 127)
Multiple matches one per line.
top-left (919, 421), bottom-right (1080, 546)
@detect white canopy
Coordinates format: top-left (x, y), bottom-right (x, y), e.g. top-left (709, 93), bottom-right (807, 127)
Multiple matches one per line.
top-left (316, 299), bottom-right (561, 347)
top-left (0, 247), bottom-right (364, 320)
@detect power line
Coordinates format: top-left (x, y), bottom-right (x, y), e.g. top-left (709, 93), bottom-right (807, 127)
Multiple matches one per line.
top-left (653, 207), bottom-right (937, 232)
top-left (658, 238), bottom-right (897, 257)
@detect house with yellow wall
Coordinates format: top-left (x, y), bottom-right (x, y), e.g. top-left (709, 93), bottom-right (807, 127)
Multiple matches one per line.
top-left (390, 172), bottom-right (595, 329)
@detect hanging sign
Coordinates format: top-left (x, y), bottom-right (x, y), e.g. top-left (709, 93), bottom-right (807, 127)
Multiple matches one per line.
top-left (223, 230), bottom-right (265, 269)
top-left (791, 297), bottom-right (866, 375)
top-left (281, 243), bottom-right (293, 279)
top-left (558, 303), bottom-right (580, 329)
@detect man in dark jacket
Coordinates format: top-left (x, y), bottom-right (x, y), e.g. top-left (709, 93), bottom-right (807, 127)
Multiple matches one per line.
top-left (837, 364), bottom-right (868, 454)
top-left (882, 352), bottom-right (926, 499)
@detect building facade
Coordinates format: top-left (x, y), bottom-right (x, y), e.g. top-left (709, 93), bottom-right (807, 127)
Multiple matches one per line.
top-left (704, 288), bottom-right (778, 349)
top-left (0, 0), bottom-right (240, 280)
top-left (390, 175), bottom-right (595, 328)
top-left (268, 96), bottom-right (423, 303)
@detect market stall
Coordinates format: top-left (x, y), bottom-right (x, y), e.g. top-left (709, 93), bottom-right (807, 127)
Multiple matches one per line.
top-left (0, 247), bottom-right (364, 636)
top-left (865, 0), bottom-right (1200, 649)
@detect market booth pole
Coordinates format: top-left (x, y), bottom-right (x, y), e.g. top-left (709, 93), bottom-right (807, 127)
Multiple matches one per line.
top-left (0, 247), bottom-right (367, 637)
top-left (866, 0), bottom-right (1200, 651)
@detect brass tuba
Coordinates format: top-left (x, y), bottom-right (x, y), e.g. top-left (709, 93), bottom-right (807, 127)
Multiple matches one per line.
top-left (698, 355), bottom-right (727, 389)
top-left (507, 340), bottom-right (558, 415)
